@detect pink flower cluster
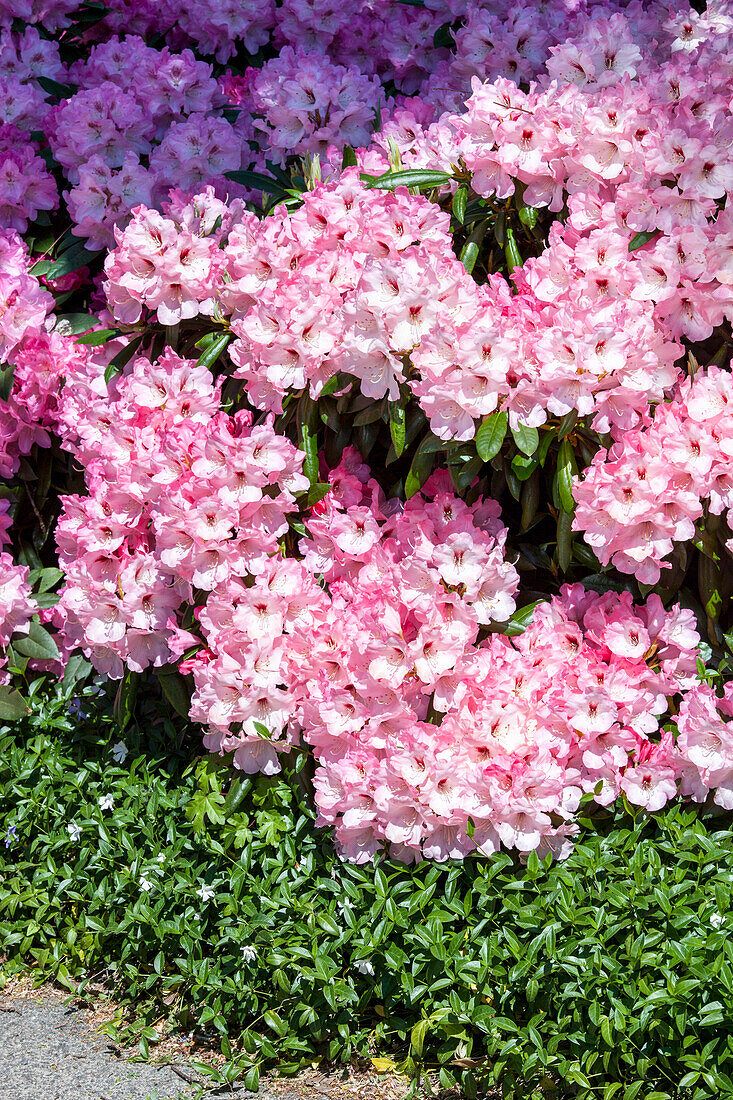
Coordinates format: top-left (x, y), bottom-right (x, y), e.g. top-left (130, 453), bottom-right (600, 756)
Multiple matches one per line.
top-left (188, 445), bottom-right (706, 860)
top-left (308, 579), bottom-right (700, 861)
top-left (0, 328), bottom-right (83, 479)
top-left (3, 0), bottom-right (733, 866)
top-left (0, 551), bottom-right (36, 683)
top-left (52, 345), bottom-right (307, 677)
top-left (103, 187), bottom-right (248, 326)
top-left (104, 176), bottom-right (685, 438)
top-left (190, 452), bottom-right (519, 807)
top-left (675, 683), bottom-right (733, 812)
top-left (0, 229), bottom-right (52, 363)
top-left (574, 367), bottom-right (733, 584)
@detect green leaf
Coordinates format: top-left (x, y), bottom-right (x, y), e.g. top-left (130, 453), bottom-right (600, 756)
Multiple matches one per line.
top-left (114, 670), bottom-right (140, 731)
top-left (55, 313), bottom-right (101, 335)
top-left (504, 223), bottom-right (523, 273)
top-left (517, 201), bottom-right (538, 229)
top-left (75, 328), bottom-right (120, 346)
top-left (37, 241), bottom-right (103, 281)
top-left (243, 1065), bottom-right (260, 1092)
top-left (0, 686), bottom-right (29, 721)
top-left (342, 146), bottom-right (357, 169)
top-left (628, 230), bottom-right (660, 251)
top-left (511, 453), bottom-right (538, 482)
top-left (61, 653), bottom-right (92, 692)
top-left (388, 400), bottom-right (407, 458)
top-left (449, 452), bottom-right (483, 493)
top-left (105, 335), bottom-right (143, 384)
top-left (157, 668), bottom-right (191, 720)
top-left (306, 482), bottom-right (330, 507)
top-left (557, 507), bottom-right (574, 573)
top-left (452, 186), bottom-right (468, 224)
top-left (557, 438), bottom-right (578, 515)
top-left (297, 394), bottom-right (320, 487)
top-left (196, 332), bottom-right (231, 369)
top-left (475, 411), bottom-right (508, 462)
top-left (511, 422), bottom-right (539, 456)
top-left (264, 1010), bottom-right (287, 1037)
top-left (224, 170), bottom-right (290, 198)
top-left (29, 567), bottom-right (64, 593)
top-left (361, 169), bottom-right (452, 192)
top-left (504, 601), bottom-right (543, 636)
top-left (0, 364), bottom-right (15, 402)
top-left (410, 1017), bottom-right (430, 1058)
top-left (405, 436), bottom-right (443, 498)
top-left (460, 239), bottom-right (480, 274)
top-left (13, 621), bottom-right (60, 661)
top-left (37, 76), bottom-right (77, 99)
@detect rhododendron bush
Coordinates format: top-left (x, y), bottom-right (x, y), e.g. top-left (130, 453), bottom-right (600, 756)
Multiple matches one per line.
top-left (2, 0), bottom-right (733, 863)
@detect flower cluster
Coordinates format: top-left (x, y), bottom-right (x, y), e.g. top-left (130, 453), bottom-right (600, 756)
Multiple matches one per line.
top-left (3, 0), bottom-right (733, 867)
top-left (0, 229), bottom-right (52, 363)
top-left (0, 124), bottom-right (57, 232)
top-left (189, 447), bottom-right (705, 861)
top-left (52, 346), bottom-right (307, 677)
top-left (675, 683), bottom-right (733, 812)
top-left (104, 164), bottom-right (689, 438)
top-left (245, 47), bottom-right (382, 166)
top-left (0, 552), bottom-right (36, 683)
top-left (574, 368), bottom-right (733, 583)
top-left (0, 328), bottom-right (84, 479)
top-left (190, 453), bottom-right (519, 801)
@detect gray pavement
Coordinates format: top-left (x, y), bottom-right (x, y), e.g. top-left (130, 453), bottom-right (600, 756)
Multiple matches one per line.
top-left (0, 995), bottom-right (246, 1100)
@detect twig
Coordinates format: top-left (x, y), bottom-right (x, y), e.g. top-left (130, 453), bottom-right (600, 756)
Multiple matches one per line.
top-left (21, 479), bottom-right (47, 539)
top-left (171, 1065), bottom-right (201, 1085)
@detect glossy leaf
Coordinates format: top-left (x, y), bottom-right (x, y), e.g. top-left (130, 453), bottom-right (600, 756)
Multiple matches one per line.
top-left (475, 411), bottom-right (508, 461)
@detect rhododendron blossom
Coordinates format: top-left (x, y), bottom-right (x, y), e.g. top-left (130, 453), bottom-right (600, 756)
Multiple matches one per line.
top-left (574, 368), bottom-right (733, 583)
top-left (3, 0), bottom-right (733, 867)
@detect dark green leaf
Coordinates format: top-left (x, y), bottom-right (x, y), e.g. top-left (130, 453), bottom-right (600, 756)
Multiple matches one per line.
top-left (504, 601), bottom-right (543, 635)
top-left (75, 328), bottom-right (120, 346)
top-left (361, 169), bottom-right (452, 192)
top-left (0, 686), bottom-right (29, 721)
top-left (557, 438), bottom-right (578, 515)
top-left (37, 242), bottom-right (103, 281)
top-left (105, 335), bottom-right (143, 384)
top-left (225, 170), bottom-right (290, 198)
top-left (196, 332), bottom-right (231, 369)
top-left (13, 621), bottom-right (60, 661)
top-left (628, 230), bottom-right (660, 251)
top-left (452, 186), bottom-right (468, 224)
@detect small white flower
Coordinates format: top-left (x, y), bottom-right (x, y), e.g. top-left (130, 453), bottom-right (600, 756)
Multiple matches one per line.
top-left (241, 945), bottom-right (257, 963)
top-left (111, 741), bottom-right (128, 764)
top-left (197, 883), bottom-right (215, 902)
top-left (67, 822), bottom-right (81, 842)
top-left (156, 853), bottom-right (166, 863)
top-left (711, 911), bottom-right (725, 928)
top-left (140, 876), bottom-right (153, 892)
top-left (98, 794), bottom-right (114, 812)
top-left (354, 958), bottom-right (375, 976)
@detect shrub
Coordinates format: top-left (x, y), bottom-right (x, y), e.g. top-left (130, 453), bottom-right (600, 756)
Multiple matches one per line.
top-left (2, 689), bottom-right (733, 1097)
